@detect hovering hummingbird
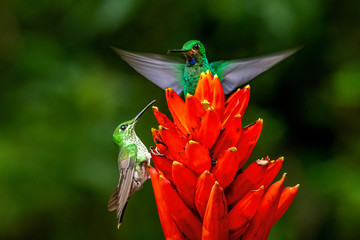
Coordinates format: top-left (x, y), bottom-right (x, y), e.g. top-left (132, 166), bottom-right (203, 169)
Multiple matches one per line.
top-left (113, 40), bottom-right (297, 96)
top-left (108, 100), bottom-right (155, 228)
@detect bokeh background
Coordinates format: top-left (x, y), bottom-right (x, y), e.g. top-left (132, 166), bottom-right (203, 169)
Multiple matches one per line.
top-left (1, 0), bottom-right (359, 239)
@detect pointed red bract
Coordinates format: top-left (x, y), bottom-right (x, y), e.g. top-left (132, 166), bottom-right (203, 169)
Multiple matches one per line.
top-left (242, 174), bottom-right (286, 240)
top-left (194, 171), bottom-right (217, 219)
top-left (185, 140), bottom-right (211, 175)
top-left (202, 182), bottom-right (229, 240)
top-left (229, 186), bottom-right (264, 240)
top-left (159, 174), bottom-right (202, 240)
top-left (172, 161), bottom-right (198, 210)
top-left (150, 148), bottom-right (173, 183)
top-left (198, 107), bottom-right (222, 149)
top-left (223, 85), bottom-right (250, 125)
top-left (166, 88), bottom-right (188, 134)
top-left (148, 167), bottom-right (185, 240)
top-left (212, 147), bottom-right (240, 188)
top-left (212, 113), bottom-right (243, 159)
top-left (149, 71), bottom-right (298, 240)
top-left (226, 157), bottom-right (283, 207)
top-left (185, 94), bottom-right (205, 140)
top-left (152, 106), bottom-right (176, 129)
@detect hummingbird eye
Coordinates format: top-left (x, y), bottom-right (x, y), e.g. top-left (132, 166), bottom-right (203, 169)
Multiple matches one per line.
top-left (120, 124), bottom-right (128, 131)
top-left (193, 44), bottom-right (200, 50)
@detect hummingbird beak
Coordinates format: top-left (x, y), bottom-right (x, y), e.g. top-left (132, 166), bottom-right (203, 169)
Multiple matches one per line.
top-left (167, 49), bottom-right (188, 54)
top-left (134, 99), bottom-right (156, 122)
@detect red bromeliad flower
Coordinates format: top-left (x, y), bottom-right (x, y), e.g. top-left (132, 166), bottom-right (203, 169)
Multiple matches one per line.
top-left (149, 71), bottom-right (299, 240)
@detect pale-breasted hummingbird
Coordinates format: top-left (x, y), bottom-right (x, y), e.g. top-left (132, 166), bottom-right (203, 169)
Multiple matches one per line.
top-left (108, 100), bottom-right (155, 228)
top-left (113, 40), bottom-right (297, 96)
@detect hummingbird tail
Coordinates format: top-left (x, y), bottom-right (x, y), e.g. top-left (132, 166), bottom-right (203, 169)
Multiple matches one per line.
top-left (117, 202), bottom-right (128, 229)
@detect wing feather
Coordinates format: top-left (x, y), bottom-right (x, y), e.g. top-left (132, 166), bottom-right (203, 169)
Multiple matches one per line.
top-left (113, 48), bottom-right (184, 94)
top-left (212, 49), bottom-right (298, 94)
top-left (108, 145), bottom-right (137, 228)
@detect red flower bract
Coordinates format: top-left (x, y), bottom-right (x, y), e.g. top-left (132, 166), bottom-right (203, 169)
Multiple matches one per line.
top-left (150, 71), bottom-right (299, 240)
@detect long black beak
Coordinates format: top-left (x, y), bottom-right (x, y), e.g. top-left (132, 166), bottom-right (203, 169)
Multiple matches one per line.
top-left (134, 99), bottom-right (156, 122)
top-left (167, 49), bottom-right (187, 54)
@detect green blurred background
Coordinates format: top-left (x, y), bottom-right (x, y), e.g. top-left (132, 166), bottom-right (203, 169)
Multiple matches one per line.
top-left (1, 0), bottom-right (359, 239)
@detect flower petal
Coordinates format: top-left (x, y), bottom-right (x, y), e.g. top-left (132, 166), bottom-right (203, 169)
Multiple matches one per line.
top-left (159, 173), bottom-right (202, 240)
top-left (235, 119), bottom-right (263, 170)
top-left (194, 171), bottom-right (217, 219)
top-left (212, 114), bottom-right (243, 159)
top-left (228, 186), bottom-right (264, 240)
top-left (152, 128), bottom-right (168, 154)
top-left (158, 125), bottom-right (188, 164)
top-left (150, 148), bottom-right (173, 183)
top-left (185, 94), bottom-right (205, 140)
top-left (209, 74), bottom-right (225, 120)
top-left (166, 88), bottom-right (188, 134)
top-left (212, 147), bottom-right (240, 188)
top-left (148, 167), bottom-right (185, 240)
top-left (226, 157), bottom-right (283, 207)
top-left (242, 173), bottom-right (286, 240)
top-left (152, 106), bottom-right (176, 129)
top-left (198, 107), bottom-right (222, 149)
top-left (202, 181), bottom-right (229, 240)
top-left (223, 85), bottom-right (250, 125)
top-left (194, 72), bottom-right (210, 102)
top-left (172, 161), bottom-right (198, 210)
top-left (272, 184), bottom-right (299, 224)
top-left (185, 140), bottom-right (211, 175)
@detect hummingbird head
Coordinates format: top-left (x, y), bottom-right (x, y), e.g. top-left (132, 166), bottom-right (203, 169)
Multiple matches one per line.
top-left (113, 100), bottom-right (156, 146)
top-left (167, 40), bottom-right (206, 66)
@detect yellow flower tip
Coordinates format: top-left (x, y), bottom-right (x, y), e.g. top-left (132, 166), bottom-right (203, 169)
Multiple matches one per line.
top-left (166, 88), bottom-right (173, 91)
top-left (228, 147), bottom-right (237, 152)
top-left (245, 84), bottom-right (250, 90)
top-left (295, 184), bottom-right (300, 189)
top-left (258, 118), bottom-right (264, 124)
top-left (200, 72), bottom-right (206, 78)
top-left (204, 170), bottom-right (210, 174)
top-left (189, 140), bottom-right (199, 145)
top-left (282, 172), bottom-right (288, 179)
top-left (152, 106), bottom-right (158, 110)
top-left (158, 125), bottom-right (163, 130)
top-left (214, 74), bottom-right (219, 80)
top-left (279, 156), bottom-right (285, 161)
top-left (234, 114), bottom-right (242, 118)
top-left (201, 100), bottom-right (211, 110)
top-left (206, 70), bottom-right (210, 74)
top-left (117, 223), bottom-right (121, 229)
top-left (269, 160), bottom-right (275, 163)
top-left (214, 181), bottom-right (219, 186)
top-left (151, 128), bottom-right (157, 132)
top-left (259, 185), bottom-right (265, 190)
top-left (173, 161), bottom-right (180, 166)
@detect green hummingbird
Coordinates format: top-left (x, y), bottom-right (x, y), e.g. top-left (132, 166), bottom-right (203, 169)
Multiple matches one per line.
top-left (108, 99), bottom-right (155, 228)
top-left (113, 40), bottom-right (297, 96)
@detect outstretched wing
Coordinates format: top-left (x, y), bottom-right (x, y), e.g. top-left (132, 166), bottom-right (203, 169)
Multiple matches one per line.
top-left (211, 49), bottom-right (298, 94)
top-left (113, 48), bottom-right (184, 94)
top-left (108, 144), bottom-right (137, 228)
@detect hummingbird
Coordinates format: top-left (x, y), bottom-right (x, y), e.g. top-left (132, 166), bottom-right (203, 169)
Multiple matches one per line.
top-left (113, 40), bottom-right (297, 96)
top-left (108, 99), bottom-right (155, 228)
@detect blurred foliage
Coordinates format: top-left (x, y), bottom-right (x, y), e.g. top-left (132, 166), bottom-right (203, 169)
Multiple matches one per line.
top-left (0, 0), bottom-right (359, 239)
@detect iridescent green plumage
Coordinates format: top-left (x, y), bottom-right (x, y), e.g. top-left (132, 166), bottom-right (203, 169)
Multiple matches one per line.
top-left (114, 40), bottom-right (297, 97)
top-left (108, 100), bottom-right (155, 228)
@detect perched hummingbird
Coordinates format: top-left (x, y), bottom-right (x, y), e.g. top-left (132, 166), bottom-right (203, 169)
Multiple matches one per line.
top-left (114, 40), bottom-right (297, 96)
top-left (108, 100), bottom-right (155, 228)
